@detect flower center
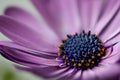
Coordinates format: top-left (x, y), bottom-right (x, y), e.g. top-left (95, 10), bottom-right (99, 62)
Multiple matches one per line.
top-left (58, 31), bottom-right (105, 70)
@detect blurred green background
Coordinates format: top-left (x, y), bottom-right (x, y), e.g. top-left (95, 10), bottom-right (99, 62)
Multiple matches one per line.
top-left (0, 56), bottom-right (41, 80)
top-left (0, 0), bottom-right (44, 80)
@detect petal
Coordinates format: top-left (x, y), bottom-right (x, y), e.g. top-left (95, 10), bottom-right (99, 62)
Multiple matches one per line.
top-left (77, 0), bottom-right (103, 32)
top-left (31, 0), bottom-right (81, 38)
top-left (0, 45), bottom-right (59, 67)
top-left (57, 69), bottom-right (77, 80)
top-left (16, 65), bottom-right (69, 79)
top-left (92, 64), bottom-right (120, 80)
top-left (4, 7), bottom-right (42, 32)
top-left (94, 0), bottom-right (120, 35)
top-left (106, 42), bottom-right (120, 56)
top-left (4, 7), bottom-right (61, 49)
top-left (82, 69), bottom-right (99, 80)
top-left (118, 59), bottom-right (120, 63)
top-left (72, 70), bottom-right (82, 80)
top-left (104, 29), bottom-right (120, 45)
top-left (0, 41), bottom-right (58, 58)
top-left (102, 42), bottom-right (120, 63)
top-left (0, 16), bottom-right (60, 52)
top-left (102, 53), bottom-right (120, 65)
top-left (100, 10), bottom-right (120, 43)
top-left (57, 68), bottom-right (75, 80)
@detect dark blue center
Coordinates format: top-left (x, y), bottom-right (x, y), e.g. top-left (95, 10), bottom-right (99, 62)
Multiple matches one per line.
top-left (58, 31), bottom-right (105, 70)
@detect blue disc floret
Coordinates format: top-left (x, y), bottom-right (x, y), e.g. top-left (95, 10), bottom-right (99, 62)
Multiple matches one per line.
top-left (58, 31), bottom-right (105, 70)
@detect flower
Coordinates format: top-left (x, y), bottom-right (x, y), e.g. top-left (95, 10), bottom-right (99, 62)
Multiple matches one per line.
top-left (0, 0), bottom-right (120, 80)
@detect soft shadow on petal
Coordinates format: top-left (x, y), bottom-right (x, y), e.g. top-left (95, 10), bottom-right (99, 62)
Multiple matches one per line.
top-left (72, 70), bottom-right (82, 80)
top-left (102, 53), bottom-right (120, 65)
top-left (63, 69), bottom-right (78, 80)
top-left (4, 7), bottom-right (61, 49)
top-left (15, 65), bottom-right (70, 80)
top-left (0, 41), bottom-right (58, 58)
top-left (5, 7), bottom-right (43, 32)
top-left (104, 33), bottom-right (120, 50)
top-left (0, 16), bottom-right (60, 52)
top-left (31, 0), bottom-right (81, 38)
top-left (57, 68), bottom-right (75, 80)
top-left (100, 10), bottom-right (120, 43)
top-left (104, 42), bottom-right (120, 57)
top-left (82, 69), bottom-right (99, 80)
top-left (77, 0), bottom-right (103, 33)
top-left (92, 64), bottom-right (120, 80)
top-left (0, 45), bottom-right (59, 67)
top-left (94, 0), bottom-right (120, 35)
top-left (101, 42), bottom-right (120, 64)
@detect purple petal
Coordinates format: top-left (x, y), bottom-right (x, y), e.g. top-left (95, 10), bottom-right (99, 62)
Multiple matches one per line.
top-left (15, 65), bottom-right (69, 79)
top-left (0, 45), bottom-right (59, 67)
top-left (82, 69), bottom-right (99, 80)
top-left (0, 41), bottom-right (58, 58)
top-left (4, 7), bottom-right (61, 47)
top-left (77, 0), bottom-right (103, 32)
top-left (102, 53), bottom-right (120, 65)
top-left (100, 9), bottom-right (120, 43)
top-left (57, 68), bottom-right (77, 80)
top-left (72, 70), bottom-right (82, 80)
top-left (31, 0), bottom-right (81, 38)
top-left (102, 43), bottom-right (120, 63)
top-left (0, 16), bottom-right (60, 52)
top-left (92, 64), bottom-right (120, 80)
top-left (63, 69), bottom-right (82, 80)
top-left (57, 68), bottom-right (75, 80)
top-left (104, 31), bottom-right (120, 49)
top-left (105, 42), bottom-right (120, 56)
top-left (5, 7), bottom-right (43, 32)
top-left (94, 0), bottom-right (120, 35)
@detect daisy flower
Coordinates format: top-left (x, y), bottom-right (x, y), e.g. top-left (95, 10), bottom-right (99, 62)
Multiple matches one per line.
top-left (0, 0), bottom-right (120, 80)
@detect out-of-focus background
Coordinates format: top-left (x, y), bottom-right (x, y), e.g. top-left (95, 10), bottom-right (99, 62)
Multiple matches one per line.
top-left (0, 0), bottom-right (44, 80)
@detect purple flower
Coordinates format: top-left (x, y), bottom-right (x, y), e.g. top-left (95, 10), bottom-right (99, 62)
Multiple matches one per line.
top-left (0, 0), bottom-right (120, 80)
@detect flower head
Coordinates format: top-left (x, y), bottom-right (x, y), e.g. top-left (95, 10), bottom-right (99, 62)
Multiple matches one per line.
top-left (0, 0), bottom-right (120, 80)
top-left (58, 31), bottom-right (106, 70)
